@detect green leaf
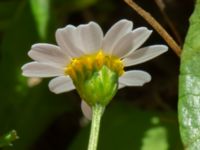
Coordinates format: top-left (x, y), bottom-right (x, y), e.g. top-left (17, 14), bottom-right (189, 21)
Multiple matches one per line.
top-left (178, 0), bottom-right (200, 149)
top-left (29, 0), bottom-right (50, 40)
top-left (69, 102), bottom-right (182, 150)
top-left (0, 130), bottom-right (18, 147)
top-left (141, 127), bottom-right (168, 150)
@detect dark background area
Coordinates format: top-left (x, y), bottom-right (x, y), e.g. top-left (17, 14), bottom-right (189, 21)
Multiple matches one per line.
top-left (0, 0), bottom-right (194, 149)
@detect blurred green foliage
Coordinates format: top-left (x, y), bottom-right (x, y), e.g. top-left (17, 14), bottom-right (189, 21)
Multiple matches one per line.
top-left (70, 102), bottom-right (182, 150)
top-left (0, 0), bottom-right (193, 149)
top-left (0, 130), bottom-right (18, 147)
top-left (30, 0), bottom-right (50, 40)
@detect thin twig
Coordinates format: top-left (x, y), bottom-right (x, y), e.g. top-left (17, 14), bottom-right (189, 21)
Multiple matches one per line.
top-left (124, 0), bottom-right (181, 57)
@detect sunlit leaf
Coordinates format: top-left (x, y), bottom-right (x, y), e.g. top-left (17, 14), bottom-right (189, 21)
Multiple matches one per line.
top-left (178, 0), bottom-right (200, 149)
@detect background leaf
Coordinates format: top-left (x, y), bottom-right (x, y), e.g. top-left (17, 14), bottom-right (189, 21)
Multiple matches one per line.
top-left (69, 102), bottom-right (182, 150)
top-left (29, 0), bottom-right (50, 40)
top-left (178, 0), bottom-right (200, 149)
top-left (0, 130), bottom-right (18, 148)
top-left (0, 1), bottom-right (18, 30)
top-left (0, 1), bottom-right (77, 150)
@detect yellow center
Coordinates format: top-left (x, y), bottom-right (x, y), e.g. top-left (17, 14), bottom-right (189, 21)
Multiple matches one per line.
top-left (65, 50), bottom-right (124, 80)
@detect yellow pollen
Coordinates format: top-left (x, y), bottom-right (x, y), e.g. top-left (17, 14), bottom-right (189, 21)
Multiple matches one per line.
top-left (65, 50), bottom-right (124, 80)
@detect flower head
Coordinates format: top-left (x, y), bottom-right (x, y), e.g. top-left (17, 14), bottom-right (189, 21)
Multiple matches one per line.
top-left (22, 19), bottom-right (168, 118)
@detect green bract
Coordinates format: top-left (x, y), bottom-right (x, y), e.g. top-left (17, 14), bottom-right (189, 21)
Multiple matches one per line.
top-left (73, 65), bottom-right (118, 106)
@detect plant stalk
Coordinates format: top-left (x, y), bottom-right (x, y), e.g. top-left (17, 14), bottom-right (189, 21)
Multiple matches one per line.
top-left (87, 104), bottom-right (104, 150)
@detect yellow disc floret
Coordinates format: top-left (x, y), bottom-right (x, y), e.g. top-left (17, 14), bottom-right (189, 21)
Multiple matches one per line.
top-left (65, 50), bottom-right (124, 81)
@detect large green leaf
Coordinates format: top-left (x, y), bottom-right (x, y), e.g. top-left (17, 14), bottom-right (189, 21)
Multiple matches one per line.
top-left (70, 102), bottom-right (182, 150)
top-left (178, 0), bottom-right (200, 149)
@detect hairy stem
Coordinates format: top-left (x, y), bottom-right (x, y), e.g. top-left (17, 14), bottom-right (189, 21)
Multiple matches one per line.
top-left (87, 104), bottom-right (105, 150)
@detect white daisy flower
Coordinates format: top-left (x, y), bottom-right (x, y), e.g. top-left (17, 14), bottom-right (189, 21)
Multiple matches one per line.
top-left (22, 19), bottom-right (168, 119)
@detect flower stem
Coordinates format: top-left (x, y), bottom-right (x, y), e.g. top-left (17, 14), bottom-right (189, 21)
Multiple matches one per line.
top-left (87, 104), bottom-right (105, 150)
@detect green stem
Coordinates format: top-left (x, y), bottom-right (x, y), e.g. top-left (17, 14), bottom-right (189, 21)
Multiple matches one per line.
top-left (87, 104), bottom-right (105, 150)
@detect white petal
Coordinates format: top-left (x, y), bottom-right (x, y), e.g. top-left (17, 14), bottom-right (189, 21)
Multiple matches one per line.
top-left (81, 100), bottom-right (92, 120)
top-left (77, 22), bottom-right (103, 54)
top-left (102, 19), bottom-right (133, 54)
top-left (56, 25), bottom-right (84, 58)
top-left (22, 62), bottom-right (64, 77)
top-left (119, 70), bottom-right (151, 86)
top-left (123, 45), bottom-right (168, 67)
top-left (28, 43), bottom-right (70, 67)
top-left (112, 27), bottom-right (152, 58)
top-left (48, 76), bottom-right (75, 94)
top-left (118, 83), bottom-right (126, 89)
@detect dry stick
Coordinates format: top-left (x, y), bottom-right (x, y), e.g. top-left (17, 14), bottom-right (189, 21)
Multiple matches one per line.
top-left (124, 0), bottom-right (181, 57)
